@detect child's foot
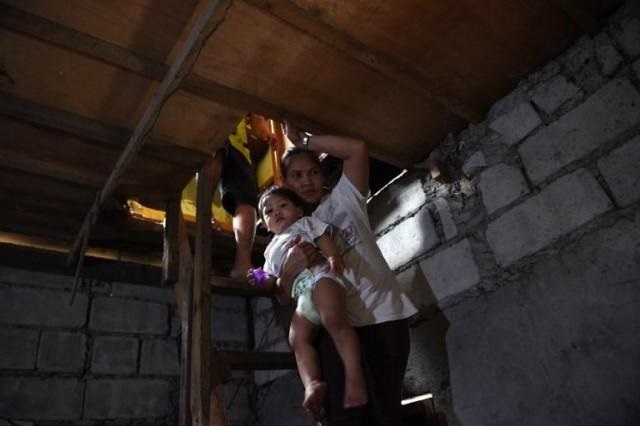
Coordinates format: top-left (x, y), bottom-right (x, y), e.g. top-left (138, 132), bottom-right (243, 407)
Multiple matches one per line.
top-left (344, 380), bottom-right (368, 408)
top-left (303, 380), bottom-right (327, 420)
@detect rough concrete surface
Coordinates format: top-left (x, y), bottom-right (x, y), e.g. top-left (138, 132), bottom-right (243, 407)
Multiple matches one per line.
top-left (446, 220), bottom-right (640, 426)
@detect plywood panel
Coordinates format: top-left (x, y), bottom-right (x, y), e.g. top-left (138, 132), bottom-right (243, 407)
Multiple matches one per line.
top-left (0, 30), bottom-right (244, 155)
top-left (193, 1), bottom-right (464, 164)
top-left (4, 0), bottom-right (197, 62)
top-left (285, 0), bottom-right (608, 109)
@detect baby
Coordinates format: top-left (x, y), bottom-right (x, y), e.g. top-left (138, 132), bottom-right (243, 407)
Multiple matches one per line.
top-left (249, 186), bottom-right (367, 417)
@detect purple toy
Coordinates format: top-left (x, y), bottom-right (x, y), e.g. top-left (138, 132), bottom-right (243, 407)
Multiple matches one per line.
top-left (250, 267), bottom-right (269, 287)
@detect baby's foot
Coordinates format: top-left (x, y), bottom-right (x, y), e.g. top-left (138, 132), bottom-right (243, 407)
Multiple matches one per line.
top-left (344, 380), bottom-right (368, 408)
top-left (303, 380), bottom-right (327, 420)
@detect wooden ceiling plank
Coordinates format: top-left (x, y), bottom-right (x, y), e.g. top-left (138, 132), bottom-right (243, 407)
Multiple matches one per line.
top-left (0, 91), bottom-right (207, 168)
top-left (1, 1), bottom-right (448, 166)
top-left (0, 148), bottom-right (104, 188)
top-left (241, 0), bottom-right (481, 123)
top-left (0, 5), bottom-right (330, 137)
top-left (0, 2), bottom-right (166, 79)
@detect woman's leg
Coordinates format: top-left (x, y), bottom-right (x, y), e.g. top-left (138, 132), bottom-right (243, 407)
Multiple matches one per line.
top-left (289, 312), bottom-right (327, 418)
top-left (313, 278), bottom-right (367, 408)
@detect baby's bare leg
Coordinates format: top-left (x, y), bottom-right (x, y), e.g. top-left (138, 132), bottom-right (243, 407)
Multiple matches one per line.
top-left (289, 312), bottom-right (327, 419)
top-left (313, 278), bottom-right (367, 408)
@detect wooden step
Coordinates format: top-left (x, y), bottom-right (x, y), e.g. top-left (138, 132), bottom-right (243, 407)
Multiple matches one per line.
top-left (210, 275), bottom-right (275, 298)
top-left (216, 350), bottom-right (295, 370)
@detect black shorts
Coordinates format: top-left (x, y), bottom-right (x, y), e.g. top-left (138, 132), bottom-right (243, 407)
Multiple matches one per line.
top-left (318, 318), bottom-right (411, 426)
top-left (219, 141), bottom-right (259, 215)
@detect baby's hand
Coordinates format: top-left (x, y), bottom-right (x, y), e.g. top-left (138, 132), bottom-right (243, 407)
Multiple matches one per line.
top-left (327, 255), bottom-right (344, 275)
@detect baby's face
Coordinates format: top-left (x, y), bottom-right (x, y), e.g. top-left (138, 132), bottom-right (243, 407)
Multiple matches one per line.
top-left (261, 194), bottom-right (303, 234)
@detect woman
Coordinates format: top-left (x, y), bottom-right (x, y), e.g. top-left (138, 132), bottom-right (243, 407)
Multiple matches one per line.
top-left (277, 124), bottom-right (417, 425)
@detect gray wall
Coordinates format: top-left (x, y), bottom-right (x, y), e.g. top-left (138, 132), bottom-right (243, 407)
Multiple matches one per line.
top-left (0, 264), bottom-right (254, 425)
top-left (370, 2), bottom-right (640, 425)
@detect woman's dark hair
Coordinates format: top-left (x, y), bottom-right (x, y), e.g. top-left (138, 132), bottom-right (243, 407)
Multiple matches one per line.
top-left (257, 186), bottom-right (306, 221)
top-left (280, 147), bottom-right (321, 177)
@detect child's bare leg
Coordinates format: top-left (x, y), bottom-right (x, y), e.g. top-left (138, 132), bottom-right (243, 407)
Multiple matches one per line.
top-left (313, 278), bottom-right (367, 408)
top-left (289, 312), bottom-right (327, 418)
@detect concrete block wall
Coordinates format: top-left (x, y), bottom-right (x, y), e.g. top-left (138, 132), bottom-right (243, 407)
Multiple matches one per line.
top-left (368, 2), bottom-right (640, 425)
top-left (0, 264), bottom-right (254, 425)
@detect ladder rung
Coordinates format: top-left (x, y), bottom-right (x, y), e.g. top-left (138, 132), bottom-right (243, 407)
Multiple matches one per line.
top-left (216, 350), bottom-right (295, 370)
top-left (210, 275), bottom-right (275, 297)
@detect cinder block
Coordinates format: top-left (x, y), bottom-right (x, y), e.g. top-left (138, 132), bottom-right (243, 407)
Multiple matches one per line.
top-left (0, 287), bottom-right (88, 328)
top-left (0, 378), bottom-right (83, 419)
top-left (489, 103), bottom-right (542, 146)
top-left (419, 239), bottom-right (481, 301)
top-left (462, 151), bottom-right (487, 177)
top-left (594, 33), bottom-right (623, 76)
top-left (0, 328), bottom-right (38, 369)
top-left (110, 282), bottom-right (176, 305)
top-left (84, 379), bottom-right (170, 419)
top-left (487, 169), bottom-right (612, 266)
top-left (140, 339), bottom-right (179, 375)
top-left (598, 136), bottom-right (640, 207)
top-left (368, 172), bottom-right (427, 234)
top-left (519, 79), bottom-right (640, 184)
top-left (530, 75), bottom-right (580, 114)
top-left (89, 297), bottom-right (167, 335)
top-left (434, 198), bottom-right (458, 239)
top-left (395, 263), bottom-right (437, 309)
top-left (612, 17), bottom-right (640, 58)
top-left (212, 308), bottom-right (248, 349)
top-left (37, 332), bottom-right (86, 372)
top-left (377, 206), bottom-right (439, 271)
top-left (91, 336), bottom-right (138, 374)
top-left (0, 266), bottom-right (73, 289)
top-left (479, 164), bottom-right (530, 214)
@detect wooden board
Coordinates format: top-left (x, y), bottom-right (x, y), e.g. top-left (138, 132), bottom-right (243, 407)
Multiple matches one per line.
top-left (0, 29), bottom-right (242, 155)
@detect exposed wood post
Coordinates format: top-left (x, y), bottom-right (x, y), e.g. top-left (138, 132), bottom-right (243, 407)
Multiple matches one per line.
top-left (190, 157), bottom-right (221, 425)
top-left (163, 198), bottom-right (181, 286)
top-left (177, 214), bottom-right (195, 426)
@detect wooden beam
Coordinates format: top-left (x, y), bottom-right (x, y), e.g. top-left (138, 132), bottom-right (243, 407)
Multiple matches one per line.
top-left (0, 91), bottom-right (206, 168)
top-left (67, 0), bottom-right (230, 268)
top-left (0, 147), bottom-right (104, 188)
top-left (241, 0), bottom-right (481, 123)
top-left (176, 215), bottom-right (194, 426)
top-left (217, 350), bottom-right (296, 370)
top-left (191, 158), bottom-right (218, 426)
top-left (163, 198), bottom-right (181, 286)
top-left (0, 230), bottom-right (162, 266)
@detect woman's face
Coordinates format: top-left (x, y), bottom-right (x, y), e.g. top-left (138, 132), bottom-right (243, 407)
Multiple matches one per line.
top-left (283, 154), bottom-right (324, 205)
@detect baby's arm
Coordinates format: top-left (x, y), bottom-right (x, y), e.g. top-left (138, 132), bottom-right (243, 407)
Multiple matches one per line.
top-left (315, 232), bottom-right (344, 275)
top-left (247, 268), bottom-right (292, 305)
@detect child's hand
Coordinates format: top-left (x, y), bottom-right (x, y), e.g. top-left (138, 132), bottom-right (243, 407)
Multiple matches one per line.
top-left (327, 255), bottom-right (344, 275)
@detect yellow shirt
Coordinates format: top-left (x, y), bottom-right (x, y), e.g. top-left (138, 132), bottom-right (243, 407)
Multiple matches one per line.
top-left (228, 118), bottom-right (252, 164)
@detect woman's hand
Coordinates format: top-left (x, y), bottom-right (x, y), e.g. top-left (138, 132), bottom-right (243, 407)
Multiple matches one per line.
top-left (283, 121), bottom-right (304, 146)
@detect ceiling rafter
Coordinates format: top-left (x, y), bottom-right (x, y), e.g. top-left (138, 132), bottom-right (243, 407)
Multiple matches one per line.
top-left (0, 91), bottom-right (206, 168)
top-left (241, 0), bottom-right (482, 123)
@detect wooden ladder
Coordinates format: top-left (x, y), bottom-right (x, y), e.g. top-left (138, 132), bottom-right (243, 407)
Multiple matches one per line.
top-left (164, 159), bottom-right (295, 426)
